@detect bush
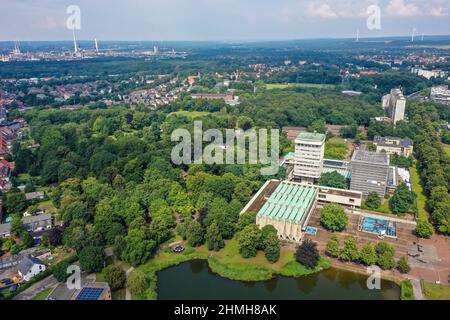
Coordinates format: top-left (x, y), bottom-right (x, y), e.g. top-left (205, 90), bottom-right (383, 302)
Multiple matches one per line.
top-left (397, 256), bottom-right (411, 274)
top-left (325, 236), bottom-right (340, 258)
top-left (104, 265), bottom-right (126, 290)
top-left (127, 269), bottom-right (148, 296)
top-left (296, 239), bottom-right (320, 269)
top-left (415, 219), bottom-right (434, 238)
top-left (320, 204), bottom-right (348, 232)
top-left (79, 246), bottom-right (106, 273)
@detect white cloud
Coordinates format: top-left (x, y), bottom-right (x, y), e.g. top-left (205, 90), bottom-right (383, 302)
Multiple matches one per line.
top-left (385, 0), bottom-right (420, 17)
top-left (307, 2), bottom-right (338, 18)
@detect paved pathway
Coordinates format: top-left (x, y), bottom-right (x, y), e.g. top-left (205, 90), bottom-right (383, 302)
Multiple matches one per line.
top-left (411, 279), bottom-right (424, 300)
top-left (125, 267), bottom-right (134, 300)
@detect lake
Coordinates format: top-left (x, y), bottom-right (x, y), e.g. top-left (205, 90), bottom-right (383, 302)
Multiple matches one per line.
top-left (157, 260), bottom-right (400, 300)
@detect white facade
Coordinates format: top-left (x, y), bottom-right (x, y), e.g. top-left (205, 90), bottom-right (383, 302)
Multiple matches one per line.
top-left (383, 89), bottom-right (406, 124)
top-left (293, 132), bottom-right (326, 184)
top-left (19, 262), bottom-right (46, 282)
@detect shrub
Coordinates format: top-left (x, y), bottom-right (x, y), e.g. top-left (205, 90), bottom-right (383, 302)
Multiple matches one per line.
top-left (320, 204), bottom-right (348, 232)
top-left (359, 242), bottom-right (377, 266)
top-left (365, 192), bottom-right (381, 209)
top-left (52, 260), bottom-right (71, 282)
top-left (375, 242), bottom-right (396, 270)
top-left (397, 256), bottom-right (411, 274)
top-left (415, 219), bottom-right (434, 238)
top-left (400, 280), bottom-right (414, 300)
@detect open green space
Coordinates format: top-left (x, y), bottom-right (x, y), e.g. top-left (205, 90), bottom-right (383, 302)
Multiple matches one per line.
top-left (422, 281), bottom-right (450, 300)
top-left (138, 238), bottom-right (330, 300)
top-left (266, 83), bottom-right (336, 90)
top-left (410, 166), bottom-right (428, 220)
top-left (168, 110), bottom-right (211, 119)
top-left (325, 137), bottom-right (349, 160)
top-left (443, 144), bottom-right (450, 157)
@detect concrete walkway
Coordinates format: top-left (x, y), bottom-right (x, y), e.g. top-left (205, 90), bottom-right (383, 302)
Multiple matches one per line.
top-left (125, 267), bottom-right (134, 300)
top-left (13, 275), bottom-right (58, 300)
top-left (411, 279), bottom-right (424, 300)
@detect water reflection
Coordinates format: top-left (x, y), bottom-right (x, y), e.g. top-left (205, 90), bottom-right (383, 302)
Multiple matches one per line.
top-left (263, 277), bottom-right (278, 292)
top-left (189, 260), bottom-right (205, 274)
top-left (295, 272), bottom-right (319, 294)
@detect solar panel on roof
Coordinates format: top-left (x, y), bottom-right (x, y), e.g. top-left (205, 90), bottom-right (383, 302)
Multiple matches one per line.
top-left (76, 287), bottom-right (104, 300)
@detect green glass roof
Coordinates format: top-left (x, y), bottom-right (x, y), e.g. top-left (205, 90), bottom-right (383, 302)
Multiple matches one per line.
top-left (296, 132), bottom-right (326, 142)
top-left (257, 182), bottom-right (318, 223)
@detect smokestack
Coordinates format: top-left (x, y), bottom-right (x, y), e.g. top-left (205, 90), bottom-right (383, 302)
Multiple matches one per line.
top-left (95, 38), bottom-right (99, 53)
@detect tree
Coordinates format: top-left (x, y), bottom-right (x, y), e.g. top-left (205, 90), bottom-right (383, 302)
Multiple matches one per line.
top-left (325, 235), bottom-right (340, 258)
top-left (52, 260), bottom-right (71, 282)
top-left (104, 265), bottom-right (126, 290)
top-left (389, 184), bottom-right (415, 215)
top-left (339, 237), bottom-right (359, 262)
top-left (397, 256), bottom-right (411, 274)
top-left (365, 192), bottom-right (381, 209)
top-left (79, 246), bottom-right (106, 273)
top-left (22, 231), bottom-right (34, 248)
top-left (10, 214), bottom-right (24, 237)
top-left (319, 171), bottom-right (347, 189)
top-left (263, 232), bottom-right (280, 263)
top-left (359, 242), bottom-right (377, 266)
top-left (236, 224), bottom-right (261, 258)
top-left (235, 212), bottom-right (256, 233)
top-left (177, 220), bottom-right (204, 247)
top-left (375, 242), bottom-right (396, 270)
top-left (121, 229), bottom-right (156, 266)
top-left (127, 269), bottom-right (148, 296)
top-left (3, 191), bottom-right (27, 214)
top-left (415, 219), bottom-right (434, 238)
top-left (205, 222), bottom-right (224, 251)
top-left (48, 227), bottom-right (64, 246)
top-left (320, 204), bottom-right (348, 232)
top-left (296, 239), bottom-right (320, 269)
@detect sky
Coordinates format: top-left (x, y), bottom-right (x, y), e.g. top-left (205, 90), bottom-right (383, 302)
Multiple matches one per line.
top-left (1, 0), bottom-right (450, 41)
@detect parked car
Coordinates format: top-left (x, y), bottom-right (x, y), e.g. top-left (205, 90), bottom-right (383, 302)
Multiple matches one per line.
top-left (0, 278), bottom-right (13, 285)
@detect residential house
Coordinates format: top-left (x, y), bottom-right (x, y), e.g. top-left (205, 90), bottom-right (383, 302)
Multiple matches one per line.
top-left (18, 255), bottom-right (47, 281)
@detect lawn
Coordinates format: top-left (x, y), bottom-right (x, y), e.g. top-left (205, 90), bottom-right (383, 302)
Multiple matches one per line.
top-left (410, 166), bottom-right (428, 220)
top-left (168, 110), bottom-right (211, 119)
top-left (32, 288), bottom-right (52, 300)
top-left (400, 280), bottom-right (414, 300)
top-left (422, 281), bottom-right (450, 300)
top-left (325, 137), bottom-right (349, 160)
top-left (266, 83), bottom-right (336, 90)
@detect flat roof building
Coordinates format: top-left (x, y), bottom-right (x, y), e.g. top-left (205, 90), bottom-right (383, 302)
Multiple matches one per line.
top-left (293, 132), bottom-right (326, 184)
top-left (256, 181), bottom-right (318, 242)
top-left (373, 136), bottom-right (414, 157)
top-left (350, 150), bottom-right (390, 199)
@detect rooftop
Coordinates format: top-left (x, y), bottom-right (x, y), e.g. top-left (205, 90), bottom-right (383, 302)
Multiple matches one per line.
top-left (257, 181), bottom-right (318, 224)
top-left (374, 136), bottom-right (413, 148)
top-left (295, 132), bottom-right (326, 143)
top-left (352, 150), bottom-right (389, 165)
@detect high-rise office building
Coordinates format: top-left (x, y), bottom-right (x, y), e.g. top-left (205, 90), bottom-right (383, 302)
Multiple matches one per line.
top-left (350, 150), bottom-right (389, 199)
top-left (293, 132), bottom-right (326, 184)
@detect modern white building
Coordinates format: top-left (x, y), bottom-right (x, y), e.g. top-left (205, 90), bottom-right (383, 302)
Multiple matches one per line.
top-left (431, 85), bottom-right (450, 104)
top-left (382, 88), bottom-right (406, 125)
top-left (293, 132), bottom-right (326, 184)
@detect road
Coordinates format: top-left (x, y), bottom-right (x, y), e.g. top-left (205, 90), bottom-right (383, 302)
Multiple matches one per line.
top-left (13, 275), bottom-right (58, 300)
top-left (125, 267), bottom-right (134, 300)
